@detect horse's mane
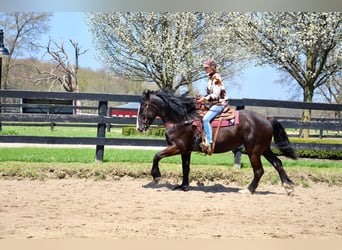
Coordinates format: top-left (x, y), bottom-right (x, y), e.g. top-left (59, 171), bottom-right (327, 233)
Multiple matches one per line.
top-left (149, 89), bottom-right (199, 123)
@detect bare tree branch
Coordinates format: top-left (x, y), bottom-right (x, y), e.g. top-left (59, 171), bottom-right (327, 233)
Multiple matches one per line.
top-left (32, 38), bottom-right (88, 92)
top-left (0, 12), bottom-right (52, 89)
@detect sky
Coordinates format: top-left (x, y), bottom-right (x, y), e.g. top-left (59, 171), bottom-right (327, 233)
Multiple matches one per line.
top-left (32, 12), bottom-right (293, 101)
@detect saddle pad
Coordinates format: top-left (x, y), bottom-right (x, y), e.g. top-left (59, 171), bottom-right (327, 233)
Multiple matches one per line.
top-left (192, 111), bottom-right (239, 128)
top-left (211, 110), bottom-right (240, 127)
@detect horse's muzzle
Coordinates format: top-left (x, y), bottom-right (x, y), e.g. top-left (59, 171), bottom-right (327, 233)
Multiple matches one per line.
top-left (136, 127), bottom-right (145, 133)
top-left (136, 122), bottom-right (148, 133)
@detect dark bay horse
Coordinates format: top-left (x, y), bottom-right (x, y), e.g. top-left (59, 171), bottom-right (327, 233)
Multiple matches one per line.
top-left (136, 89), bottom-right (297, 195)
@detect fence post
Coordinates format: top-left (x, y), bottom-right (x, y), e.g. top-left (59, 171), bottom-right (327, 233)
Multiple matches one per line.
top-left (319, 117), bottom-right (325, 139)
top-left (96, 101), bottom-right (108, 162)
top-left (106, 107), bottom-right (111, 133)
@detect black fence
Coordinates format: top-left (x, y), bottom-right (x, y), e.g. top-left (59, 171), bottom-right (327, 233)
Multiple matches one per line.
top-left (0, 90), bottom-right (341, 161)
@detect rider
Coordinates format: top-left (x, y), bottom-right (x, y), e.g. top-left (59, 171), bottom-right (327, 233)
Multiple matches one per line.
top-left (197, 59), bottom-right (228, 155)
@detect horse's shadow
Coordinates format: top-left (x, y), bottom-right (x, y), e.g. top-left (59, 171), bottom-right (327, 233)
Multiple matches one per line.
top-left (142, 181), bottom-right (276, 195)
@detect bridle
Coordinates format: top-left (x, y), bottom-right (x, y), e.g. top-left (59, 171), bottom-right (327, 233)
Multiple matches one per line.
top-left (139, 101), bottom-right (158, 131)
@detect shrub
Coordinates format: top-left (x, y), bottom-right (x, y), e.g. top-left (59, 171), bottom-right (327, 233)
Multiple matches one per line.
top-left (122, 126), bottom-right (166, 137)
top-left (0, 130), bottom-right (18, 135)
top-left (122, 127), bottom-right (137, 136)
top-left (271, 148), bottom-right (342, 160)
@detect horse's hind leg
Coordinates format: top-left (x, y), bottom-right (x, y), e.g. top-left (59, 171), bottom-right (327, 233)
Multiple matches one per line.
top-left (245, 153), bottom-right (264, 194)
top-left (263, 148), bottom-right (295, 196)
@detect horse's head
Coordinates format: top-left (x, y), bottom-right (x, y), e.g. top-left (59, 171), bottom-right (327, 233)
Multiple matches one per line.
top-left (136, 88), bottom-right (198, 132)
top-left (136, 90), bottom-right (160, 133)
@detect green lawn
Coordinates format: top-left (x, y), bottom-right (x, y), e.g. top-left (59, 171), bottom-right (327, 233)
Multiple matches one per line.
top-left (0, 147), bottom-right (340, 186)
top-left (0, 147), bottom-right (340, 169)
top-left (1, 125), bottom-right (341, 143)
top-left (1, 124), bottom-right (122, 137)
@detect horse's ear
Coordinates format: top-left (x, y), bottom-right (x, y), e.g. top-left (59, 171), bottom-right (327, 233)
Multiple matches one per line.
top-left (142, 89), bottom-right (152, 99)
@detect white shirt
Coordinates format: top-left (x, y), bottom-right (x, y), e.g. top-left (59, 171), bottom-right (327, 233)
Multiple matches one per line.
top-left (204, 73), bottom-right (227, 104)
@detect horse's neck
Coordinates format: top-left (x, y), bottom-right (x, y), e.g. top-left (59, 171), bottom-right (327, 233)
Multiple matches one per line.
top-left (152, 94), bottom-right (191, 124)
top-left (158, 109), bottom-right (174, 124)
top-left (151, 96), bottom-right (168, 123)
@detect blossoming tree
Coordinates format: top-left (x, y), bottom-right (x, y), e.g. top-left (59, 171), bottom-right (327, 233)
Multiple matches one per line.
top-left (224, 12), bottom-right (341, 137)
top-left (86, 12), bottom-right (243, 92)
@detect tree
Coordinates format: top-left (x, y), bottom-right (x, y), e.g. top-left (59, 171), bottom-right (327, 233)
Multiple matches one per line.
top-left (224, 12), bottom-right (341, 137)
top-left (86, 12), bottom-right (244, 92)
top-left (0, 12), bottom-right (52, 89)
top-left (317, 48), bottom-right (341, 105)
top-left (32, 39), bottom-right (88, 92)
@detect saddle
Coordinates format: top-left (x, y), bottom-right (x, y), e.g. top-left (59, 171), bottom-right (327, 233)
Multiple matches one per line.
top-left (192, 104), bottom-right (240, 154)
top-left (194, 104), bottom-right (240, 128)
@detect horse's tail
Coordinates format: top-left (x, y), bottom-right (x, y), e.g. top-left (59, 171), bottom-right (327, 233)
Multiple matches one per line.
top-left (270, 119), bottom-right (298, 160)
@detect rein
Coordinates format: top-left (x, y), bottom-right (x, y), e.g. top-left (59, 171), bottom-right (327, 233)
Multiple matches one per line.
top-left (164, 120), bottom-right (194, 129)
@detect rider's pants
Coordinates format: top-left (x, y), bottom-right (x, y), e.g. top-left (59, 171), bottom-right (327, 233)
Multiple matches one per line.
top-left (203, 104), bottom-right (225, 144)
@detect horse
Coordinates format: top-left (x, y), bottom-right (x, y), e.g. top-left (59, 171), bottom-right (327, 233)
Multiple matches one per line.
top-left (136, 89), bottom-right (297, 195)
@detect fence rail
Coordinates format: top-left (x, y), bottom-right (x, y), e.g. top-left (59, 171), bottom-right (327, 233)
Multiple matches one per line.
top-left (0, 90), bottom-right (341, 161)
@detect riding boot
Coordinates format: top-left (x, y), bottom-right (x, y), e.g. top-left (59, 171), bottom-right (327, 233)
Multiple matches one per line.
top-left (200, 142), bottom-right (208, 152)
top-left (200, 142), bottom-right (212, 156)
top-left (207, 143), bottom-right (213, 156)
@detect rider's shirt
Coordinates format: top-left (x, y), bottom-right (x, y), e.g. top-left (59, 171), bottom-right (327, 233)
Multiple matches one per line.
top-left (204, 73), bottom-right (227, 105)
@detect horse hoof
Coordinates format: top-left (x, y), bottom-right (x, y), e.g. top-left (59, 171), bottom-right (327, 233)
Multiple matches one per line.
top-left (238, 189), bottom-right (251, 194)
top-left (283, 183), bottom-right (294, 196)
top-left (287, 190), bottom-right (294, 197)
top-left (153, 177), bottom-right (161, 184)
top-left (283, 184), bottom-right (295, 196)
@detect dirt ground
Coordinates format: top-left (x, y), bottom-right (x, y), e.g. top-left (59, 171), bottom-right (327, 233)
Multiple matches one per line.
top-left (0, 177), bottom-right (341, 239)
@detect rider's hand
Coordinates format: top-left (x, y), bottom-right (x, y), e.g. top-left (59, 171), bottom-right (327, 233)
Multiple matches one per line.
top-left (197, 97), bottom-right (206, 104)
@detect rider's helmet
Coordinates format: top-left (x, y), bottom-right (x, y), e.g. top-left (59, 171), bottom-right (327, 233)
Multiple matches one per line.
top-left (203, 59), bottom-right (217, 72)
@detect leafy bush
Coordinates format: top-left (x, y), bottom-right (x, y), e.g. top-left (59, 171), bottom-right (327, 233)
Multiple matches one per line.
top-left (122, 127), bottom-right (137, 136)
top-left (0, 130), bottom-right (18, 135)
top-left (294, 149), bottom-right (342, 160)
top-left (122, 127), bottom-right (166, 137)
top-left (150, 127), bottom-right (166, 137)
top-left (271, 148), bottom-right (342, 160)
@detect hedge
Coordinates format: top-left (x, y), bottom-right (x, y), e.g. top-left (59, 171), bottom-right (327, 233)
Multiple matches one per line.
top-left (122, 126), bottom-right (166, 137)
top-left (271, 148), bottom-right (342, 160)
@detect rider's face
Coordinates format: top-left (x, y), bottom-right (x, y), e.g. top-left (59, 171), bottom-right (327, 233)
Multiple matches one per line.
top-left (204, 66), bottom-right (213, 74)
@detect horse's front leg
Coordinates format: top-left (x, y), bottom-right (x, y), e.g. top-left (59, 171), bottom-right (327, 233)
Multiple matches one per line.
top-left (174, 153), bottom-right (191, 191)
top-left (151, 144), bottom-right (180, 183)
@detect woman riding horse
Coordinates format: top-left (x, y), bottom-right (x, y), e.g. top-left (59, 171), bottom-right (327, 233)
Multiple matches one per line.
top-left (136, 89), bottom-right (297, 195)
top-left (198, 59), bottom-right (228, 156)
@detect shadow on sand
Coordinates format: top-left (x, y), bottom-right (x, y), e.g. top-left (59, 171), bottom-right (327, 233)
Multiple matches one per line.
top-left (142, 181), bottom-right (276, 195)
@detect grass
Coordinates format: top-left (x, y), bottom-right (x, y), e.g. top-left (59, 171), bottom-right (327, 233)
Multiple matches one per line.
top-left (1, 124), bottom-right (99, 137)
top-left (0, 125), bottom-right (162, 139)
top-left (0, 147), bottom-right (341, 168)
top-left (1, 125), bottom-right (341, 143)
top-left (0, 160), bottom-right (341, 187)
top-left (0, 125), bottom-right (341, 186)
top-left (0, 147), bottom-right (341, 187)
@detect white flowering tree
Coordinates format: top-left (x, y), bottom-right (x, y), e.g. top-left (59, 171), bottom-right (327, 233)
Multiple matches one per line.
top-left (318, 76), bottom-right (341, 104)
top-left (86, 12), bottom-right (243, 92)
top-left (223, 12), bottom-right (341, 136)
